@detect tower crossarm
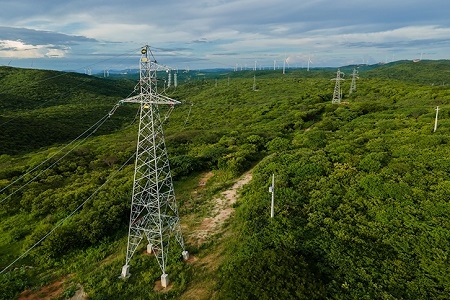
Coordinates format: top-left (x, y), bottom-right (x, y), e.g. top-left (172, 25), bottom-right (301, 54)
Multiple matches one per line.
top-left (119, 93), bottom-right (181, 105)
top-left (151, 63), bottom-right (175, 73)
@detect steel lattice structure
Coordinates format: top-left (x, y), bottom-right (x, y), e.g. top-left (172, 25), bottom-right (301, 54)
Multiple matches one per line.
top-left (331, 69), bottom-right (345, 104)
top-left (349, 68), bottom-right (359, 95)
top-left (120, 46), bottom-right (188, 287)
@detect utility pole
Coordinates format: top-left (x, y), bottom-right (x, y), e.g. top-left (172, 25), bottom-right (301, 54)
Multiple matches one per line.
top-left (349, 68), bottom-right (358, 95)
top-left (269, 174), bottom-right (274, 218)
top-left (331, 69), bottom-right (345, 104)
top-left (434, 106), bottom-right (439, 132)
top-left (119, 46), bottom-right (188, 288)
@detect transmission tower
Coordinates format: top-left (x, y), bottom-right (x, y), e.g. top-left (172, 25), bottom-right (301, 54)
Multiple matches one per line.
top-left (331, 69), bottom-right (345, 104)
top-left (120, 46), bottom-right (188, 288)
top-left (167, 71), bottom-right (172, 88)
top-left (349, 68), bottom-right (359, 95)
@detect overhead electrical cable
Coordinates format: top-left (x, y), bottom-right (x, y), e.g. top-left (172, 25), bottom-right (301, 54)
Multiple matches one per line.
top-left (0, 98), bottom-right (132, 205)
top-left (0, 151), bottom-right (136, 275)
top-left (0, 47), bottom-right (141, 128)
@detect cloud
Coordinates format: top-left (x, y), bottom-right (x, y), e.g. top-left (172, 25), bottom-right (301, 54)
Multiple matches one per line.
top-left (0, 40), bottom-right (69, 58)
top-left (0, 26), bottom-right (96, 45)
top-left (0, 26), bottom-right (99, 59)
top-left (191, 38), bottom-right (209, 44)
top-left (0, 40), bottom-right (42, 58)
top-left (0, 1), bottom-right (449, 70)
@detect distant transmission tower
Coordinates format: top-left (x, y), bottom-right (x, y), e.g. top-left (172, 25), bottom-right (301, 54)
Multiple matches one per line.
top-left (331, 69), bottom-right (345, 104)
top-left (349, 68), bottom-right (359, 94)
top-left (120, 46), bottom-right (188, 288)
top-left (167, 71), bottom-right (172, 88)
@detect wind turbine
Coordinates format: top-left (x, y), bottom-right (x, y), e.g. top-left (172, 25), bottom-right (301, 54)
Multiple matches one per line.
top-left (307, 55), bottom-right (312, 71)
top-left (413, 52), bottom-right (423, 63)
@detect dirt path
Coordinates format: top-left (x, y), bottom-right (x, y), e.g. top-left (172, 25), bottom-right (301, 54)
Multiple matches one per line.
top-left (18, 279), bottom-right (66, 300)
top-left (181, 171), bottom-right (252, 300)
top-left (18, 278), bottom-right (87, 300)
top-left (189, 171), bottom-right (252, 246)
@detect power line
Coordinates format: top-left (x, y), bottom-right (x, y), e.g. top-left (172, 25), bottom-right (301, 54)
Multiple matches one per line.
top-left (0, 48), bottom-right (142, 128)
top-left (0, 100), bottom-right (128, 205)
top-left (0, 151), bottom-right (136, 275)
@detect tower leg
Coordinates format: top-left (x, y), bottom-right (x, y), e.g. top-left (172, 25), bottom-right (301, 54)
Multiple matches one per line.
top-left (161, 273), bottom-right (169, 288)
top-left (120, 264), bottom-right (130, 278)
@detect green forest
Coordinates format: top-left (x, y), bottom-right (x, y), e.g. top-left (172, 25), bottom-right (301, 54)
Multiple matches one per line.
top-left (1, 60), bottom-right (450, 299)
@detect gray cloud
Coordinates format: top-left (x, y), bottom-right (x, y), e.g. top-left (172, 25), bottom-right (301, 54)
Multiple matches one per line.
top-left (345, 38), bottom-right (450, 49)
top-left (0, 0), bottom-right (449, 70)
top-left (0, 26), bottom-right (97, 46)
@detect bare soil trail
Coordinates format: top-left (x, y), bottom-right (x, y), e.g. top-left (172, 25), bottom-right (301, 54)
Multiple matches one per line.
top-left (181, 170), bottom-right (252, 300)
top-left (188, 171), bottom-right (252, 246)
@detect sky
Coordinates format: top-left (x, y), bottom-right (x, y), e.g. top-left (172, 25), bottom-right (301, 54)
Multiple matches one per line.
top-left (0, 0), bottom-right (449, 73)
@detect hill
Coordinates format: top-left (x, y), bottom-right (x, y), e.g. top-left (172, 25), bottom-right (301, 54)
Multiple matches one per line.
top-left (0, 66), bottom-right (137, 154)
top-left (350, 59), bottom-right (450, 85)
top-left (1, 61), bottom-right (450, 299)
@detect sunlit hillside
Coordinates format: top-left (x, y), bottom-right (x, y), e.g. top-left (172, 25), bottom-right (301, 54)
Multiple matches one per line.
top-left (1, 61), bottom-right (450, 299)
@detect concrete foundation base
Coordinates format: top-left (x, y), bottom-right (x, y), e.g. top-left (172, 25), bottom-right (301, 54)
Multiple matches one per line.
top-left (147, 243), bottom-right (153, 254)
top-left (120, 265), bottom-right (130, 278)
top-left (161, 273), bottom-right (169, 288)
top-left (182, 250), bottom-right (189, 260)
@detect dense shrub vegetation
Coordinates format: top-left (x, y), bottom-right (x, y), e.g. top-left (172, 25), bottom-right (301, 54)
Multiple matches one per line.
top-left (1, 61), bottom-right (450, 299)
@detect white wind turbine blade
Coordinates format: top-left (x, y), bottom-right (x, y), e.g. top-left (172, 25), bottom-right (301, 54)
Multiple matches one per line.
top-left (307, 55), bottom-right (313, 71)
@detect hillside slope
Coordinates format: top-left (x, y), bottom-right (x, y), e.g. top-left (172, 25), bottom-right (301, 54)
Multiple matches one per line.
top-left (1, 62), bottom-right (450, 299)
top-left (0, 67), bottom-right (136, 154)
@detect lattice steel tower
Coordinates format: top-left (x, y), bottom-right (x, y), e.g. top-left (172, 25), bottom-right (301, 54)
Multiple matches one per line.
top-left (349, 68), bottom-right (359, 95)
top-left (331, 69), bottom-right (345, 104)
top-left (120, 46), bottom-right (188, 288)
